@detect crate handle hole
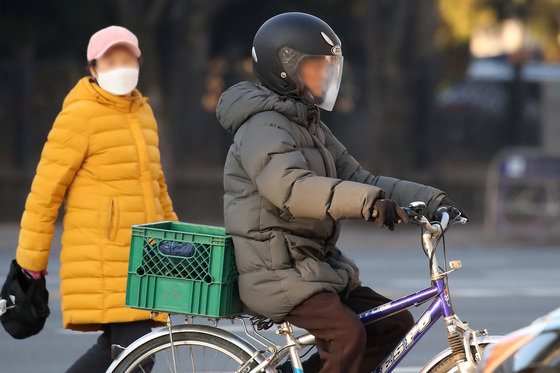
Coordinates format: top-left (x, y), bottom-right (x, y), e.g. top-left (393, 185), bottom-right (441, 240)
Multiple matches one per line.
top-left (203, 274), bottom-right (213, 284)
top-left (136, 267), bottom-right (145, 276)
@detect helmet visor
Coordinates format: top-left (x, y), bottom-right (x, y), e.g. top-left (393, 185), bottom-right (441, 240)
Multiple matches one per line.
top-left (279, 47), bottom-right (343, 111)
top-left (297, 55), bottom-right (343, 111)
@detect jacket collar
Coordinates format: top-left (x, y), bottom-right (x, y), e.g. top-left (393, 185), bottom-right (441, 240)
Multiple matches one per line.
top-left (63, 77), bottom-right (147, 113)
top-left (216, 81), bottom-right (320, 133)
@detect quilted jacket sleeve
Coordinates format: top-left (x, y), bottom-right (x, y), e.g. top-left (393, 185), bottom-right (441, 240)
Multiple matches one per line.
top-left (16, 110), bottom-right (89, 271)
top-left (158, 170), bottom-right (178, 221)
top-left (321, 123), bottom-right (446, 218)
top-left (237, 118), bottom-right (385, 221)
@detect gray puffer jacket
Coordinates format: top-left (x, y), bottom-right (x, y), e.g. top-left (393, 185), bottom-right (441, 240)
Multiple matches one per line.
top-left (217, 81), bottom-right (445, 321)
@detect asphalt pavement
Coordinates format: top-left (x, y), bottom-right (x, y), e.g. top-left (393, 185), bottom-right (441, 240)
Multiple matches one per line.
top-left (0, 221), bottom-right (558, 372)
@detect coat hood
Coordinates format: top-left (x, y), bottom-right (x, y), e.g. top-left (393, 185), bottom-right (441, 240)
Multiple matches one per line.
top-left (63, 77), bottom-right (147, 113)
top-left (216, 81), bottom-right (313, 133)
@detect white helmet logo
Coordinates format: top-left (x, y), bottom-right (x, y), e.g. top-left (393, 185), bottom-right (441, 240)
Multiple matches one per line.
top-left (252, 46), bottom-right (258, 63)
top-left (321, 31), bottom-right (335, 46)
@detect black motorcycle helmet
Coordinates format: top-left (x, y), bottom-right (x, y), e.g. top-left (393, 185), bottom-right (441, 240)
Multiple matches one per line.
top-left (252, 12), bottom-right (343, 111)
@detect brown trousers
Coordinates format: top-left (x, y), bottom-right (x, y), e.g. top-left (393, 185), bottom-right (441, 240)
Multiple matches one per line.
top-left (285, 286), bottom-right (414, 373)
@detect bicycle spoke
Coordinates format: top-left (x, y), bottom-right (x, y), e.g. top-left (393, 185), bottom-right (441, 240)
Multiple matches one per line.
top-left (189, 344), bottom-right (195, 373)
top-left (117, 339), bottom-right (250, 373)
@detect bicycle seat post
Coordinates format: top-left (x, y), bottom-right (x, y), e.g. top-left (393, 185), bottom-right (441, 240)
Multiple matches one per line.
top-left (277, 322), bottom-right (304, 371)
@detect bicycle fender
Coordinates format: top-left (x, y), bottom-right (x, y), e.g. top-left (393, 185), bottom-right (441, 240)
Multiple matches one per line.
top-left (419, 335), bottom-right (502, 373)
top-left (106, 324), bottom-right (276, 373)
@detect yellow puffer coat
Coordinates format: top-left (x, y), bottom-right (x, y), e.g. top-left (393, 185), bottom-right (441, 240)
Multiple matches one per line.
top-left (16, 77), bottom-right (178, 331)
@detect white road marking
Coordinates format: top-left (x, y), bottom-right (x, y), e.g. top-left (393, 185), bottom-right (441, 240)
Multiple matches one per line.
top-left (375, 287), bottom-right (560, 298)
top-left (452, 288), bottom-right (560, 297)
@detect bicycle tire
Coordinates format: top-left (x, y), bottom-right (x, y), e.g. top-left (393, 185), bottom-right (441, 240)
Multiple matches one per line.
top-left (426, 343), bottom-right (491, 373)
top-left (110, 330), bottom-right (258, 373)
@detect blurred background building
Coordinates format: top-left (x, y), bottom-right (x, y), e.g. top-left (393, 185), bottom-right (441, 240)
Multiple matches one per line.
top-left (1, 0), bottom-right (559, 238)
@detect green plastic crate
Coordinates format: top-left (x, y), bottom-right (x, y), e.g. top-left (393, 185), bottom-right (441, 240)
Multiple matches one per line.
top-left (125, 221), bottom-right (242, 317)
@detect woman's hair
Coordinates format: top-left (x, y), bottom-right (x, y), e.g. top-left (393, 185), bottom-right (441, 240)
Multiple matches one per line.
top-left (87, 59), bottom-right (97, 73)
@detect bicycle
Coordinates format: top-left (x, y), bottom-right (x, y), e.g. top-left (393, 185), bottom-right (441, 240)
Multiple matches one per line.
top-left (106, 201), bottom-right (501, 373)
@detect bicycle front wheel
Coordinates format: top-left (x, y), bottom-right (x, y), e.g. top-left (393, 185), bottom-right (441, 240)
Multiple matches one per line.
top-left (427, 343), bottom-right (492, 373)
top-left (109, 330), bottom-right (257, 373)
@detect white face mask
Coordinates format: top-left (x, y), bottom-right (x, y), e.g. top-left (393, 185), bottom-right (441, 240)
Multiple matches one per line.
top-left (96, 67), bottom-right (139, 96)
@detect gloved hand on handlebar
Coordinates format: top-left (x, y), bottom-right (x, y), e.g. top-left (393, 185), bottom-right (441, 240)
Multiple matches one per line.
top-left (371, 199), bottom-right (410, 231)
top-left (435, 197), bottom-right (468, 221)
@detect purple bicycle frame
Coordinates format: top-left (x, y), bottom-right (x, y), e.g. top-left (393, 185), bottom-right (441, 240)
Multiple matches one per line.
top-left (357, 278), bottom-right (454, 373)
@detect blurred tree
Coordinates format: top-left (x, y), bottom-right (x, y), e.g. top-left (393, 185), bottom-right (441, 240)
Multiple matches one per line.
top-left (438, 0), bottom-right (497, 45)
top-left (489, 0), bottom-right (560, 61)
top-left (0, 0), bottom-right (117, 168)
top-left (359, 0), bottom-right (440, 173)
top-left (438, 0), bottom-right (560, 61)
top-left (114, 0), bottom-right (170, 108)
top-left (0, 0), bottom-right (116, 58)
top-left (4, 0), bottom-right (554, 221)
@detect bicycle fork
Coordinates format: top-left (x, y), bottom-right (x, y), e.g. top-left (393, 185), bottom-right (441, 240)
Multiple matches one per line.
top-left (437, 278), bottom-right (488, 373)
top-left (443, 314), bottom-right (489, 373)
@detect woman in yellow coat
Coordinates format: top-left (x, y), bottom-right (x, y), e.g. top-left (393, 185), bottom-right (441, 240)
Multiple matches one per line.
top-left (15, 25), bottom-right (177, 372)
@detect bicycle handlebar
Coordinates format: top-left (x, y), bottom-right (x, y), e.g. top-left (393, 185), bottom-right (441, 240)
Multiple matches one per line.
top-left (402, 204), bottom-right (467, 236)
top-left (400, 203), bottom-right (468, 278)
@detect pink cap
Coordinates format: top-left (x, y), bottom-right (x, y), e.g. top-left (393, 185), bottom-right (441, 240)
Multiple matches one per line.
top-left (87, 25), bottom-right (141, 62)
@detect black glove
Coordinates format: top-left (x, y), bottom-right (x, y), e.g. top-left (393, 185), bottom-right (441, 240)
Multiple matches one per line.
top-left (371, 199), bottom-right (410, 231)
top-left (436, 196), bottom-right (468, 221)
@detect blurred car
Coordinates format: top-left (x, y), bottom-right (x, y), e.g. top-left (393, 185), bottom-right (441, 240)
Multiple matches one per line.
top-left (477, 307), bottom-right (560, 373)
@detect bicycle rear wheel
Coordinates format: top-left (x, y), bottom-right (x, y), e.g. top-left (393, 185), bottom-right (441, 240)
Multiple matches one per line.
top-left (109, 331), bottom-right (257, 373)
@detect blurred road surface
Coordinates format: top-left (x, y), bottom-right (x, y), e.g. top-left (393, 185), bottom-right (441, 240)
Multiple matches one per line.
top-left (0, 221), bottom-right (558, 372)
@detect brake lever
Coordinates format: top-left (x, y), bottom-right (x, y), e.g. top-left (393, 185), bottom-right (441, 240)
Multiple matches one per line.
top-left (403, 203), bottom-right (467, 229)
top-left (402, 207), bottom-right (432, 227)
top-left (455, 216), bottom-right (468, 225)
top-left (434, 206), bottom-right (463, 222)
top-left (409, 217), bottom-right (425, 226)
top-left (402, 207), bottom-right (420, 219)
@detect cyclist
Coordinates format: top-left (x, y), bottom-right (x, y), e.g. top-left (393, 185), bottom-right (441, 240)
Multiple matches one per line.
top-left (217, 13), bottom-right (466, 373)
